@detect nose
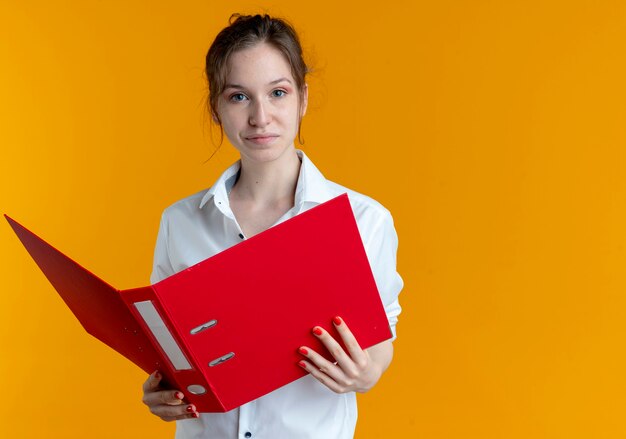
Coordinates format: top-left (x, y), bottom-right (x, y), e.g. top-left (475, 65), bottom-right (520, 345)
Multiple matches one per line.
top-left (249, 99), bottom-right (270, 127)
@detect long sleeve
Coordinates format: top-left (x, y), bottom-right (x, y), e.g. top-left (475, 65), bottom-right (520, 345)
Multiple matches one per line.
top-left (150, 211), bottom-right (176, 284)
top-left (361, 209), bottom-right (403, 340)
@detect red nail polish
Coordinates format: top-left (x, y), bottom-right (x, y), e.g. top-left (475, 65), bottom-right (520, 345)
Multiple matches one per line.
top-left (186, 405), bottom-right (196, 413)
top-left (312, 327), bottom-right (323, 336)
top-left (154, 371), bottom-right (161, 380)
top-left (333, 316), bottom-right (342, 326)
top-left (192, 412), bottom-right (199, 418)
top-left (299, 347), bottom-right (308, 355)
top-left (298, 361), bottom-right (307, 368)
top-left (175, 391), bottom-right (184, 400)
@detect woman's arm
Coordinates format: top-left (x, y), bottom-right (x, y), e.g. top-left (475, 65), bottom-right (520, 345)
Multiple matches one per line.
top-left (297, 205), bottom-right (403, 394)
top-left (143, 213), bottom-right (199, 421)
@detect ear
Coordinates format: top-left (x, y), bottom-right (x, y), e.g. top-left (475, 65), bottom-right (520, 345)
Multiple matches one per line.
top-left (211, 110), bottom-right (220, 124)
top-left (300, 83), bottom-right (309, 117)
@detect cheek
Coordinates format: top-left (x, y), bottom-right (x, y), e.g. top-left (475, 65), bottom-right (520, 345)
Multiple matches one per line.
top-left (277, 100), bottom-right (301, 126)
top-left (219, 107), bottom-right (245, 130)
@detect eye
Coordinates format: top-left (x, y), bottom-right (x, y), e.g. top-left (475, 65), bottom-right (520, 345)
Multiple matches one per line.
top-left (271, 89), bottom-right (287, 98)
top-left (229, 93), bottom-right (248, 102)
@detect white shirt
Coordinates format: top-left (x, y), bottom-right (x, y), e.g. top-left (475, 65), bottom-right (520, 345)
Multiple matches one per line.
top-left (151, 150), bottom-right (403, 439)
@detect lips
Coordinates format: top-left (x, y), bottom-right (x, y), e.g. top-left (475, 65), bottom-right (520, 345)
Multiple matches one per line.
top-left (244, 133), bottom-right (279, 145)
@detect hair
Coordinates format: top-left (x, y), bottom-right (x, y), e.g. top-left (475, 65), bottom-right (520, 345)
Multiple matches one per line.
top-left (205, 13), bottom-right (309, 146)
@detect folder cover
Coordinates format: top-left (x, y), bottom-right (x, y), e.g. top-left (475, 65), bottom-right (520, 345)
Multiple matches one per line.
top-left (5, 194), bottom-right (392, 412)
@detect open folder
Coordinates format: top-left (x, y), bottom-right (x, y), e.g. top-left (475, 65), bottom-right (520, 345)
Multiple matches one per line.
top-left (5, 194), bottom-right (391, 412)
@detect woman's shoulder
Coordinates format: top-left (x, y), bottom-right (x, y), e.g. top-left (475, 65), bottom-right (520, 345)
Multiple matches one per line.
top-left (160, 189), bottom-right (209, 220)
top-left (324, 180), bottom-right (394, 227)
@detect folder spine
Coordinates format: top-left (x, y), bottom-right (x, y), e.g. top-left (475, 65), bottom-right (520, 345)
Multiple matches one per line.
top-left (122, 286), bottom-right (226, 412)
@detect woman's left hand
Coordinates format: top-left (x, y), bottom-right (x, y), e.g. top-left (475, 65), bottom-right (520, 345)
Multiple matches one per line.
top-left (297, 316), bottom-right (394, 394)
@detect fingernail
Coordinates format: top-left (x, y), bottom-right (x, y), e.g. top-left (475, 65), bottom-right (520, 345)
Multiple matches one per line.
top-left (299, 347), bottom-right (308, 355)
top-left (333, 316), bottom-right (343, 326)
top-left (154, 371), bottom-right (161, 380)
top-left (175, 391), bottom-right (184, 400)
top-left (298, 361), bottom-right (307, 368)
top-left (192, 412), bottom-right (199, 418)
top-left (312, 327), bottom-right (323, 336)
top-left (186, 405), bottom-right (196, 413)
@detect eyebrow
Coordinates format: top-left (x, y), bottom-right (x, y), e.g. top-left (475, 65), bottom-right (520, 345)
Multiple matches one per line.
top-left (223, 77), bottom-right (293, 91)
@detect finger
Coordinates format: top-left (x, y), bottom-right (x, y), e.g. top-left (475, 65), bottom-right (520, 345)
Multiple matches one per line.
top-left (332, 316), bottom-right (368, 366)
top-left (143, 389), bottom-right (185, 407)
top-left (311, 325), bottom-right (357, 374)
top-left (151, 402), bottom-right (198, 420)
top-left (298, 359), bottom-right (344, 393)
top-left (299, 345), bottom-right (349, 385)
top-left (142, 370), bottom-right (163, 393)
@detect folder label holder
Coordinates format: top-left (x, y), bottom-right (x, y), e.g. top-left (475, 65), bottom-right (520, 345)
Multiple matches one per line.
top-left (134, 300), bottom-right (192, 371)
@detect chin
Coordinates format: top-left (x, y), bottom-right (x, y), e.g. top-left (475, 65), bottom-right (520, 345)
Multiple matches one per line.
top-left (236, 142), bottom-right (296, 164)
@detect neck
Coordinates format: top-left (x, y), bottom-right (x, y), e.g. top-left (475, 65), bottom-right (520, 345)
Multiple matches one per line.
top-left (232, 148), bottom-right (301, 206)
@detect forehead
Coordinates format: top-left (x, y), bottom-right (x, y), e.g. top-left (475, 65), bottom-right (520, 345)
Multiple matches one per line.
top-left (225, 42), bottom-right (294, 85)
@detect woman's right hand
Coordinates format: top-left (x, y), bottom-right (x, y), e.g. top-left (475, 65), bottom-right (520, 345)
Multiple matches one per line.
top-left (142, 371), bottom-right (200, 421)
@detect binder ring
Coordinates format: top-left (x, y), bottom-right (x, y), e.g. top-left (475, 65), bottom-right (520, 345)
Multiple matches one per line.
top-left (190, 319), bottom-right (218, 335)
top-left (209, 352), bottom-right (235, 367)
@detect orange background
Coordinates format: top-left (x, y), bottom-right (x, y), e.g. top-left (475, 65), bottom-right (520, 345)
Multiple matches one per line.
top-left (2, 1), bottom-right (626, 438)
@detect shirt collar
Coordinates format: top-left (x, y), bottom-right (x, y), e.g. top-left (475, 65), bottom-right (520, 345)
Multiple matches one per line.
top-left (198, 150), bottom-right (335, 210)
top-left (293, 150), bottom-right (335, 207)
top-left (199, 160), bottom-right (239, 210)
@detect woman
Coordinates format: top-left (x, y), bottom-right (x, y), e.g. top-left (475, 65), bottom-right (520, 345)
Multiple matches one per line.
top-left (142, 14), bottom-right (402, 439)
